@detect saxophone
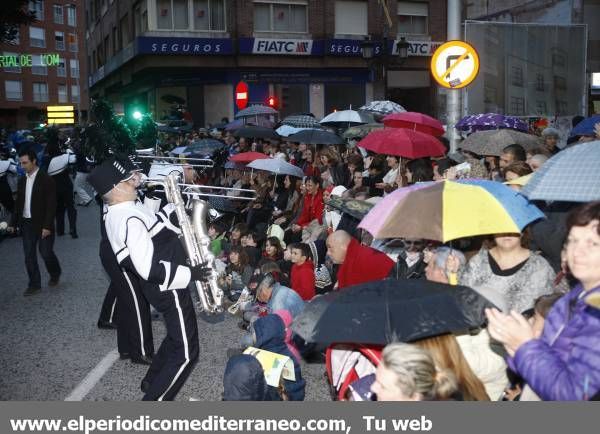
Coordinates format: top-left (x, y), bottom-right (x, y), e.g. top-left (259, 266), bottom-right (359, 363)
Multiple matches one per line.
top-left (164, 174), bottom-right (224, 314)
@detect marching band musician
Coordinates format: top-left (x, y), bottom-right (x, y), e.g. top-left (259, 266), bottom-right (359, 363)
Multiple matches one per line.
top-left (88, 158), bottom-right (211, 401)
top-left (95, 158), bottom-right (154, 366)
top-left (0, 153), bottom-right (17, 216)
top-left (45, 141), bottom-right (78, 238)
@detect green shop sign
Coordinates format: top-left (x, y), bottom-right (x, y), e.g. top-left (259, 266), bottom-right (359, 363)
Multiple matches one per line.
top-left (0, 53), bottom-right (61, 67)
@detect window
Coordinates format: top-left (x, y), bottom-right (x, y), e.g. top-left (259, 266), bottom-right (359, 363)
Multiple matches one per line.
top-left (120, 14), bottom-right (130, 46)
top-left (3, 52), bottom-right (21, 73)
top-left (134, 2), bottom-right (149, 36)
top-left (192, 0), bottom-right (226, 31)
top-left (30, 27), bottom-right (46, 48)
top-left (70, 59), bottom-right (79, 77)
top-left (112, 26), bottom-right (118, 53)
top-left (33, 82), bottom-right (49, 102)
top-left (67, 4), bottom-right (77, 26)
top-left (31, 54), bottom-right (48, 75)
top-left (58, 84), bottom-right (68, 103)
top-left (53, 4), bottom-right (63, 23)
top-left (397, 1), bottom-right (428, 35)
top-left (55, 31), bottom-right (65, 50)
top-left (29, 1), bottom-right (44, 20)
top-left (334, 1), bottom-right (367, 35)
top-left (71, 84), bottom-right (80, 102)
top-left (254, 1), bottom-right (308, 33)
top-left (68, 33), bottom-right (78, 51)
top-left (11, 29), bottom-right (20, 45)
top-left (510, 96), bottom-right (525, 115)
top-left (57, 58), bottom-right (66, 76)
top-left (511, 66), bottom-right (523, 87)
top-left (554, 75), bottom-right (567, 91)
top-left (5, 80), bottom-right (23, 101)
top-left (157, 0), bottom-right (189, 30)
top-left (536, 73), bottom-right (545, 91)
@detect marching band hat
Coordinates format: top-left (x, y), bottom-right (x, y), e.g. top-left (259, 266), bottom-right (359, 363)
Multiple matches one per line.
top-left (88, 158), bottom-right (137, 196)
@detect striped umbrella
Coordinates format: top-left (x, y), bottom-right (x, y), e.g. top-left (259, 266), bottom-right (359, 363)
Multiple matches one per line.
top-left (282, 114), bottom-right (322, 129)
top-left (359, 180), bottom-right (544, 242)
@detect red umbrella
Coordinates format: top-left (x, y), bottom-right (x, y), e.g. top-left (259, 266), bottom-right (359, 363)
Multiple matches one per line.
top-left (229, 151), bottom-right (270, 163)
top-left (383, 112), bottom-right (445, 137)
top-left (357, 128), bottom-right (446, 159)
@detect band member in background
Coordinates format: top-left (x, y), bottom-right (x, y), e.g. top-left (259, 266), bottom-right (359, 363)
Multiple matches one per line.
top-left (8, 148), bottom-right (62, 296)
top-left (88, 158), bottom-right (211, 401)
top-left (96, 159), bottom-right (154, 365)
top-left (0, 154), bottom-right (16, 216)
top-left (46, 141), bottom-right (78, 238)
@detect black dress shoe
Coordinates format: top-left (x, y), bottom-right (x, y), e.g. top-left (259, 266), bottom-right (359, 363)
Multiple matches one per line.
top-left (48, 276), bottom-right (60, 287)
top-left (97, 320), bottom-right (117, 330)
top-left (141, 379), bottom-right (151, 393)
top-left (70, 232), bottom-right (79, 239)
top-left (119, 352), bottom-right (130, 360)
top-left (23, 287), bottom-right (41, 297)
top-left (131, 355), bottom-right (153, 365)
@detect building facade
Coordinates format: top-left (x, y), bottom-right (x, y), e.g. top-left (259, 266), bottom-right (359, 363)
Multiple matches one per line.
top-left (0, 0), bottom-right (89, 129)
top-left (86, 0), bottom-right (447, 127)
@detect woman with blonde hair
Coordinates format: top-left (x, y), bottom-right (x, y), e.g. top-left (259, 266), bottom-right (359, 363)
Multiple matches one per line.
top-left (371, 343), bottom-right (458, 401)
top-left (414, 334), bottom-right (490, 401)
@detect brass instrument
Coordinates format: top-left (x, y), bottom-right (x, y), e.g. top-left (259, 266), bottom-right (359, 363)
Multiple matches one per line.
top-left (135, 155), bottom-right (214, 168)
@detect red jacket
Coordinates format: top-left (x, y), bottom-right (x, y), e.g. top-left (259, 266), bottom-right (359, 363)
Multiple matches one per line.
top-left (291, 260), bottom-right (316, 300)
top-left (337, 238), bottom-right (395, 289)
top-left (296, 189), bottom-right (324, 227)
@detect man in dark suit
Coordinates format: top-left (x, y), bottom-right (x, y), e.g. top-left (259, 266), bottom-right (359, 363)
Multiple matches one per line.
top-left (8, 148), bottom-right (62, 296)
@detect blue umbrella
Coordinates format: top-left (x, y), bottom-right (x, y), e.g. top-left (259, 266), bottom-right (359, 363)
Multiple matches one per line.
top-left (521, 141), bottom-right (600, 202)
top-left (247, 158), bottom-right (305, 178)
top-left (183, 139), bottom-right (225, 156)
top-left (570, 115), bottom-right (600, 137)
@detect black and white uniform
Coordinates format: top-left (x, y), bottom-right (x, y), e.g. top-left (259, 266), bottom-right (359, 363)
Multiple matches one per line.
top-left (47, 151), bottom-right (77, 235)
top-left (105, 200), bottom-right (199, 401)
top-left (98, 204), bottom-right (154, 359)
top-left (0, 159), bottom-right (16, 213)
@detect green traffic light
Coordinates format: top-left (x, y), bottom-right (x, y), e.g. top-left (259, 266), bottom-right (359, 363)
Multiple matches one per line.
top-left (132, 110), bottom-right (143, 120)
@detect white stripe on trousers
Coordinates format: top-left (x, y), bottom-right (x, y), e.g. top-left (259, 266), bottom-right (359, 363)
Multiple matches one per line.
top-left (122, 271), bottom-right (147, 357)
top-left (108, 298), bottom-right (117, 323)
top-left (158, 290), bottom-right (190, 401)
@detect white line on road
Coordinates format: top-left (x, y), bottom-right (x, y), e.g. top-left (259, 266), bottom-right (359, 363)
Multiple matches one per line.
top-left (65, 349), bottom-right (119, 401)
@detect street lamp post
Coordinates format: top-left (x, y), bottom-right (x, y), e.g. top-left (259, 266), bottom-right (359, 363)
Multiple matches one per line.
top-left (361, 36), bottom-right (410, 100)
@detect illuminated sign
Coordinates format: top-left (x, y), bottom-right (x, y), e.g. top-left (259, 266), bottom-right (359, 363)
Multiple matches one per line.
top-left (47, 105), bottom-right (75, 125)
top-left (0, 53), bottom-right (61, 67)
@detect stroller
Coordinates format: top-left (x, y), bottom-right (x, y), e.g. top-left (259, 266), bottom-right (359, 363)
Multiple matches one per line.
top-left (325, 343), bottom-right (383, 401)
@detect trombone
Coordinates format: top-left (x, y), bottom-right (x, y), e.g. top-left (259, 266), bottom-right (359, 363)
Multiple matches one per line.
top-left (141, 178), bottom-right (257, 201)
top-left (135, 155), bottom-right (214, 168)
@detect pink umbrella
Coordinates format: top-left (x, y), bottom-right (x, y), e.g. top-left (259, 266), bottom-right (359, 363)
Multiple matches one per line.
top-left (229, 151), bottom-right (269, 164)
top-left (358, 183), bottom-right (434, 236)
top-left (357, 128), bottom-right (446, 159)
top-left (383, 112), bottom-right (445, 137)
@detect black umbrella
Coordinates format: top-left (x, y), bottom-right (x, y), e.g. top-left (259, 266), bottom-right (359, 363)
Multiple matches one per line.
top-left (292, 279), bottom-right (495, 346)
top-left (234, 126), bottom-right (278, 140)
top-left (161, 94), bottom-right (186, 104)
top-left (287, 129), bottom-right (344, 145)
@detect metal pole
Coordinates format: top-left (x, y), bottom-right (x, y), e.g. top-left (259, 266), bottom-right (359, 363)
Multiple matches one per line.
top-left (446, 0), bottom-right (461, 154)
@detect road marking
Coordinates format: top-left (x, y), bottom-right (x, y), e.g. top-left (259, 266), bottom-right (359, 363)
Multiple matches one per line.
top-left (64, 349), bottom-right (119, 401)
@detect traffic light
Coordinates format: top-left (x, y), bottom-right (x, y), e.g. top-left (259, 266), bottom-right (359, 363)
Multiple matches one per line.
top-left (132, 110), bottom-right (143, 121)
top-left (266, 96), bottom-right (277, 108)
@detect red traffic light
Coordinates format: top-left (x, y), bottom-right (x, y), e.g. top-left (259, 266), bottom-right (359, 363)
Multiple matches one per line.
top-left (267, 96), bottom-right (277, 108)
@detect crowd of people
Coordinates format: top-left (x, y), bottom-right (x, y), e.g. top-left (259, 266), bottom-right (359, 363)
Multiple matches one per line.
top-left (1, 111), bottom-right (599, 402)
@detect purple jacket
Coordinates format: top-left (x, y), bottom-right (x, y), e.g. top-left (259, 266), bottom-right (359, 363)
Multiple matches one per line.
top-left (508, 284), bottom-right (600, 400)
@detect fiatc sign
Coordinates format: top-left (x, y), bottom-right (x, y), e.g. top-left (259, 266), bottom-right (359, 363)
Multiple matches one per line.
top-left (430, 41), bottom-right (480, 89)
top-left (0, 53), bottom-right (61, 67)
top-left (239, 38), bottom-right (325, 56)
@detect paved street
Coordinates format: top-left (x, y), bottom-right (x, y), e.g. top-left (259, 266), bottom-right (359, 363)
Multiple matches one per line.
top-left (0, 204), bottom-right (329, 401)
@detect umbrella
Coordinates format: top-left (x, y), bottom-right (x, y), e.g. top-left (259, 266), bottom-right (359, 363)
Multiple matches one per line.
top-left (183, 139), bottom-right (225, 156)
top-left (234, 126), bottom-right (278, 140)
top-left (157, 125), bottom-right (186, 134)
top-left (287, 129), bottom-right (344, 145)
top-left (383, 112), bottom-right (445, 137)
top-left (359, 100), bottom-right (406, 115)
top-left (224, 161), bottom-right (246, 170)
top-left (357, 129), bottom-right (446, 159)
top-left (282, 114), bottom-right (322, 129)
top-left (342, 123), bottom-right (384, 140)
top-left (292, 279), bottom-right (494, 345)
top-left (234, 105), bottom-right (278, 119)
top-left (247, 158), bottom-right (305, 178)
top-left (325, 196), bottom-right (375, 220)
top-left (229, 151), bottom-right (270, 164)
top-left (275, 125), bottom-right (315, 137)
top-left (570, 115), bottom-right (600, 137)
top-left (359, 180), bottom-right (544, 242)
top-left (320, 110), bottom-right (373, 127)
top-left (169, 146), bottom-right (189, 156)
top-left (459, 129), bottom-right (543, 156)
top-left (160, 94), bottom-right (186, 104)
top-left (456, 113), bottom-right (529, 133)
top-left (521, 140), bottom-right (600, 202)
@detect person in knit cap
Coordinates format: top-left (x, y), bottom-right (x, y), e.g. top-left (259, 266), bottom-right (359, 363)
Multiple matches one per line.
top-left (326, 230), bottom-right (395, 289)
